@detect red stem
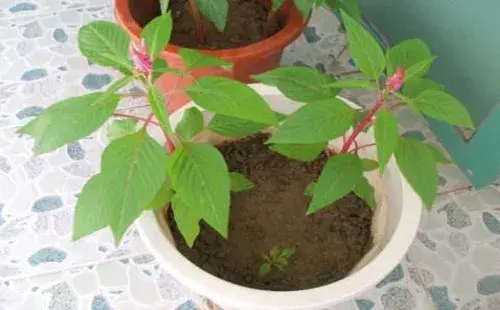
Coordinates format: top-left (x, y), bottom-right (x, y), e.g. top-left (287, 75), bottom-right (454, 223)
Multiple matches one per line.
top-left (113, 113), bottom-right (160, 127)
top-left (350, 143), bottom-right (376, 153)
top-left (341, 91), bottom-right (384, 153)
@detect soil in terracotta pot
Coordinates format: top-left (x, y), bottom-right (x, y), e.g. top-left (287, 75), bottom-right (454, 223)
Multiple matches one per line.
top-left (167, 134), bottom-right (374, 291)
top-left (129, 0), bottom-right (282, 49)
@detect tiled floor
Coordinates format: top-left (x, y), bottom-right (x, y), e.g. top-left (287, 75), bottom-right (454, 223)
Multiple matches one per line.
top-left (1, 1), bottom-right (500, 309)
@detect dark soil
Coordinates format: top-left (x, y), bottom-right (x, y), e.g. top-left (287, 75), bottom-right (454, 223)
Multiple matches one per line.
top-left (168, 134), bottom-right (373, 291)
top-left (129, 0), bottom-right (282, 50)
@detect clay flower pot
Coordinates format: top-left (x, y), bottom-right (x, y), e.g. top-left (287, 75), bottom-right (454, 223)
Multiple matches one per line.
top-left (114, 0), bottom-right (306, 112)
top-left (137, 84), bottom-right (422, 310)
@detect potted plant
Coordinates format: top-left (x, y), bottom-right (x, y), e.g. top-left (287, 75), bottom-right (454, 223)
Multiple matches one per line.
top-left (18, 10), bottom-right (473, 310)
top-left (114, 0), bottom-right (360, 110)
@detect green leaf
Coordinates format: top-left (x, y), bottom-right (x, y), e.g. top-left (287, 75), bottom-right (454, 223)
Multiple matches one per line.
top-left (269, 98), bottom-right (354, 144)
top-left (179, 48), bottom-right (231, 70)
top-left (304, 182), bottom-right (316, 197)
top-left (325, 79), bottom-right (377, 90)
top-left (100, 131), bottom-right (168, 243)
top-left (362, 159), bottom-right (379, 171)
top-left (402, 77), bottom-right (444, 98)
top-left (272, 0), bottom-right (285, 11)
top-left (186, 77), bottom-right (278, 125)
top-left (107, 119), bottom-right (138, 142)
top-left (148, 84), bottom-right (172, 135)
top-left (141, 12), bottom-right (173, 59)
top-left (425, 143), bottom-right (452, 164)
top-left (172, 194), bottom-right (201, 247)
top-left (404, 57), bottom-right (436, 81)
top-left (72, 174), bottom-right (108, 241)
top-left (18, 93), bottom-right (120, 155)
top-left (327, 0), bottom-right (361, 19)
top-left (395, 138), bottom-right (438, 206)
top-left (145, 184), bottom-right (173, 210)
top-left (386, 39), bottom-right (432, 76)
top-left (415, 89), bottom-right (475, 128)
top-left (270, 246), bottom-right (281, 258)
top-left (253, 67), bottom-right (338, 102)
top-left (160, 0), bottom-right (169, 14)
top-left (294, 0), bottom-right (314, 18)
top-left (274, 257), bottom-right (289, 267)
top-left (208, 114), bottom-right (269, 138)
top-left (194, 0), bottom-right (228, 32)
top-left (78, 21), bottom-right (132, 73)
top-left (260, 263), bottom-right (272, 276)
top-left (354, 177), bottom-right (376, 210)
top-left (106, 75), bottom-right (136, 94)
top-left (374, 109), bottom-right (399, 173)
top-left (175, 107), bottom-right (204, 139)
top-left (229, 172), bottom-right (254, 192)
top-left (281, 247), bottom-right (295, 258)
top-left (308, 154), bottom-right (363, 214)
top-left (152, 58), bottom-right (182, 82)
top-left (341, 11), bottom-right (385, 79)
top-left (168, 143), bottom-right (230, 237)
top-left (270, 142), bottom-right (327, 162)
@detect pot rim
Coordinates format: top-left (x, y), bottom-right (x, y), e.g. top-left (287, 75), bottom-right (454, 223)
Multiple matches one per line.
top-left (114, 0), bottom-right (307, 62)
top-left (137, 84), bottom-right (422, 309)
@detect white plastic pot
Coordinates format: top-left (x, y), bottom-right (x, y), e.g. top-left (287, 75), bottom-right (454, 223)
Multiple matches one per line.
top-left (137, 84), bottom-right (422, 310)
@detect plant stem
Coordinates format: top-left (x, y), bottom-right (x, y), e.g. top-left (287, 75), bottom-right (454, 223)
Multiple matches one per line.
top-left (113, 113), bottom-right (161, 127)
top-left (341, 91), bottom-right (384, 153)
top-left (188, 0), bottom-right (205, 42)
top-left (350, 143), bottom-right (376, 153)
top-left (335, 69), bottom-right (362, 77)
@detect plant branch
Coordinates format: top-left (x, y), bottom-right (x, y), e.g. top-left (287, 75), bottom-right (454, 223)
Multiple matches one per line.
top-left (188, 0), bottom-right (205, 41)
top-left (335, 69), bottom-right (362, 77)
top-left (118, 91), bottom-right (147, 98)
top-left (350, 143), bottom-right (376, 153)
top-left (113, 113), bottom-right (160, 127)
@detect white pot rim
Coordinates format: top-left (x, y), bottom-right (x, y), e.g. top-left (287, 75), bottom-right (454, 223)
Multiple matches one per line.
top-left (137, 84), bottom-right (422, 309)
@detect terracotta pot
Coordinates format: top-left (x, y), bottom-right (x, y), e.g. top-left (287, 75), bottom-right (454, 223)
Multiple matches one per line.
top-left (138, 84), bottom-right (423, 310)
top-left (114, 0), bottom-right (307, 112)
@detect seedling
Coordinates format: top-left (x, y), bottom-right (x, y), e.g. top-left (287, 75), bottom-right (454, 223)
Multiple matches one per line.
top-left (260, 246), bottom-right (295, 277)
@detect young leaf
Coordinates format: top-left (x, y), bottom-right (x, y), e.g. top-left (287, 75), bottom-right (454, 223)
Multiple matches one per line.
top-left (230, 172), bottom-right (254, 192)
top-left (374, 109), bottom-right (399, 173)
top-left (145, 185), bottom-right (173, 210)
top-left (72, 174), bottom-right (108, 241)
top-left (152, 58), bottom-right (182, 82)
top-left (274, 257), bottom-right (289, 268)
top-left (325, 79), bottom-right (377, 90)
top-left (362, 159), bottom-right (379, 171)
top-left (148, 84), bottom-right (172, 135)
top-left (269, 98), bottom-right (354, 144)
top-left (208, 114), bottom-right (269, 138)
top-left (253, 67), bottom-right (338, 102)
top-left (425, 143), bottom-right (452, 164)
top-left (78, 21), bottom-right (132, 73)
top-left (404, 57), bottom-right (436, 82)
top-left (107, 119), bottom-right (138, 142)
top-left (100, 131), bottom-right (168, 243)
top-left (18, 93), bottom-right (120, 155)
top-left (272, 0), bottom-right (285, 11)
top-left (294, 0), bottom-right (314, 18)
top-left (179, 48), bottom-right (231, 70)
top-left (304, 182), bottom-right (317, 197)
top-left (260, 263), bottom-right (272, 276)
top-left (106, 75), bottom-right (136, 94)
top-left (186, 77), bottom-right (278, 125)
top-left (308, 154), bottom-right (363, 214)
top-left (141, 13), bottom-right (173, 59)
top-left (415, 89), bottom-right (475, 129)
top-left (175, 107), bottom-right (204, 139)
top-left (281, 247), bottom-right (295, 258)
top-left (270, 142), bottom-right (327, 162)
top-left (194, 0), bottom-right (228, 32)
top-left (386, 39), bottom-right (432, 77)
top-left (327, 0), bottom-right (361, 19)
top-left (270, 246), bottom-right (281, 258)
top-left (341, 11), bottom-right (385, 79)
top-left (353, 177), bottom-right (376, 210)
top-left (168, 143), bottom-right (230, 237)
top-left (402, 77), bottom-right (444, 98)
top-left (395, 138), bottom-right (438, 206)
top-left (172, 194), bottom-right (201, 247)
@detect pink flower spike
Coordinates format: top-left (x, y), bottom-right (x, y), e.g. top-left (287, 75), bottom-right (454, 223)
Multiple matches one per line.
top-left (130, 39), bottom-right (152, 77)
top-left (386, 67), bottom-right (405, 92)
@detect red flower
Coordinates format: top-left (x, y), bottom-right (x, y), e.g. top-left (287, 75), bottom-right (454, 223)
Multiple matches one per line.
top-left (130, 39), bottom-right (152, 77)
top-left (386, 67), bottom-right (405, 92)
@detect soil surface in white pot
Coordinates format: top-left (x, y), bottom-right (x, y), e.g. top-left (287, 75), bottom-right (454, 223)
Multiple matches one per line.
top-left (129, 0), bottom-right (282, 49)
top-left (166, 134), bottom-right (373, 291)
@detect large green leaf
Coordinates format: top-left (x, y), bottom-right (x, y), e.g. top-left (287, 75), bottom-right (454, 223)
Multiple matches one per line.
top-left (415, 90), bottom-right (474, 128)
top-left (253, 67), bottom-right (337, 102)
top-left (172, 194), bottom-right (201, 247)
top-left (374, 109), bottom-right (399, 172)
top-left (100, 131), bottom-right (168, 243)
top-left (72, 174), bottom-right (108, 241)
top-left (208, 114), bottom-right (269, 138)
top-left (425, 143), bottom-right (452, 164)
top-left (386, 39), bottom-right (432, 76)
top-left (270, 142), bottom-right (327, 162)
top-left (175, 107), bottom-right (204, 139)
top-left (107, 119), bottom-right (138, 142)
top-left (179, 48), bottom-right (231, 70)
top-left (294, 0), bottom-right (314, 18)
top-left (402, 77), bottom-right (444, 98)
top-left (308, 154), bottom-right (363, 214)
top-left (327, 0), bottom-right (361, 19)
top-left (354, 177), bottom-right (376, 210)
top-left (186, 77), bottom-right (278, 125)
top-left (141, 12), bottom-right (173, 59)
top-left (145, 185), bottom-right (173, 210)
top-left (395, 138), bottom-right (438, 206)
top-left (404, 57), bottom-right (436, 82)
top-left (148, 84), bottom-right (172, 135)
top-left (229, 172), bottom-right (254, 192)
top-left (362, 159), bottom-right (379, 171)
top-left (268, 98), bottom-right (354, 144)
top-left (18, 93), bottom-right (120, 154)
top-left (78, 21), bottom-right (132, 73)
top-left (194, 0), bottom-right (228, 32)
top-left (341, 11), bottom-right (385, 79)
top-left (168, 143), bottom-right (230, 237)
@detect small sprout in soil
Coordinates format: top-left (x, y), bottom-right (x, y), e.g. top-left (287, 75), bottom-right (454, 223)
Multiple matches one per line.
top-left (260, 246), bottom-right (295, 277)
